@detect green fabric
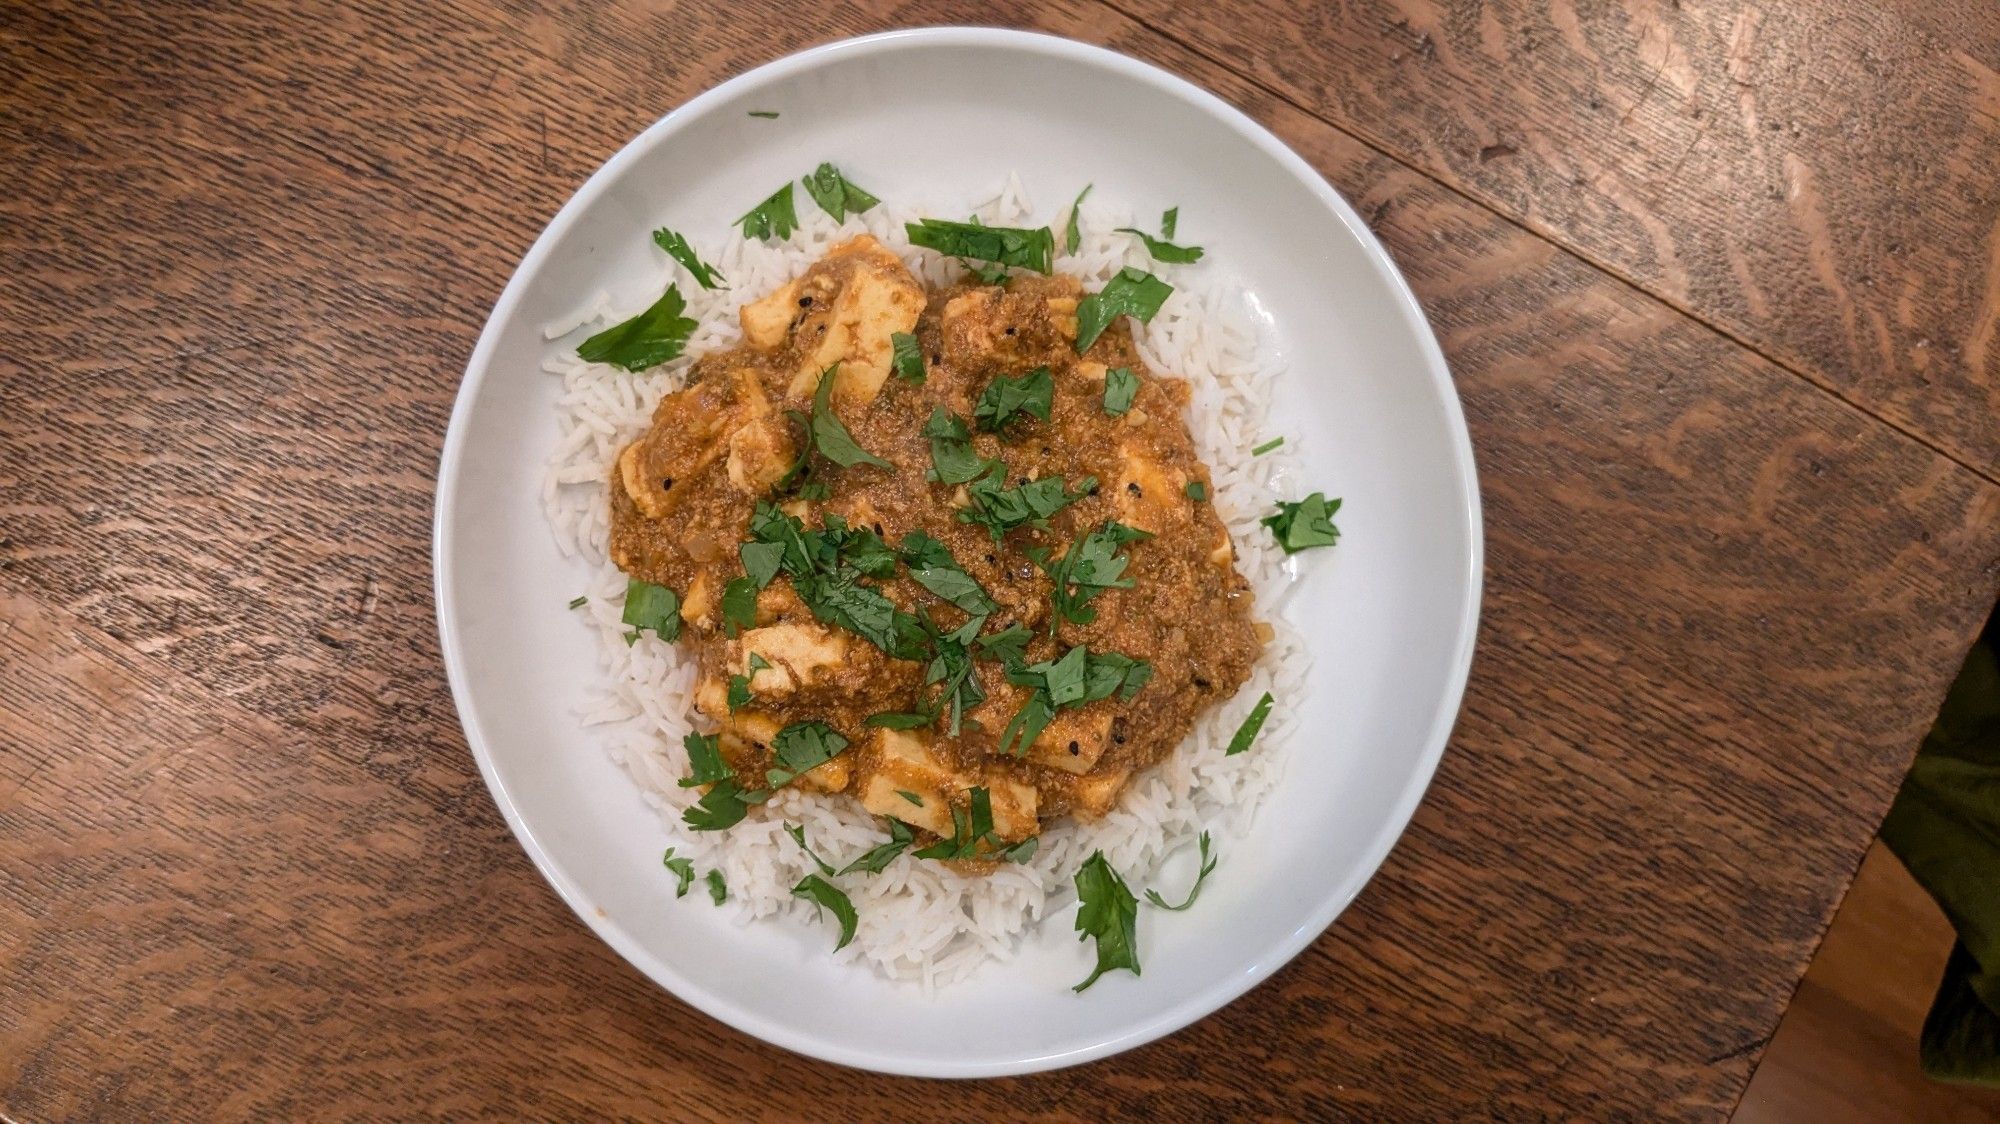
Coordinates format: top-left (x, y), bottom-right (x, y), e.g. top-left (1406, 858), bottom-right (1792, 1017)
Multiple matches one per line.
top-left (1880, 614), bottom-right (2000, 1087)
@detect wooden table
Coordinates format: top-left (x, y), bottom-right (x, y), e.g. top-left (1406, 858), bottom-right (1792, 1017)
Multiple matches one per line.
top-left (4, 1), bottom-right (1997, 1118)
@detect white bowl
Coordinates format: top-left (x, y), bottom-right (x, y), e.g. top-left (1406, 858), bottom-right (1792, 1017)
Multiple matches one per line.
top-left (434, 28), bottom-right (1481, 1077)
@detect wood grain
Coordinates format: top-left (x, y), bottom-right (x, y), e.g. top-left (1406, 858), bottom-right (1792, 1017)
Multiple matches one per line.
top-left (1105, 0), bottom-right (2000, 473)
top-left (3, 0), bottom-right (2000, 1118)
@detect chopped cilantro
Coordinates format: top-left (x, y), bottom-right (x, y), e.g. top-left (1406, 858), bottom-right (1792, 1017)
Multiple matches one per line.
top-left (975, 623), bottom-right (1033, 665)
top-left (1161, 207), bottom-right (1179, 238)
top-left (914, 786), bottom-right (997, 860)
top-left (662, 848), bottom-right (696, 897)
top-left (899, 531), bottom-right (998, 615)
top-left (683, 778), bottom-right (768, 831)
top-left (621, 579), bottom-right (681, 640)
top-left (736, 182), bottom-right (798, 241)
top-left (1065, 184), bottom-right (1092, 255)
top-left (961, 468), bottom-right (1095, 542)
top-left (1225, 692), bottom-right (1275, 756)
top-left (765, 721), bottom-right (849, 788)
top-left (998, 836), bottom-right (1039, 863)
top-left (1185, 480), bottom-right (1207, 502)
top-left (785, 822), bottom-right (838, 876)
top-left (809, 364), bottom-right (892, 470)
top-left (1251, 436), bottom-right (1285, 456)
top-left (1114, 227), bottom-right (1204, 263)
top-left (721, 576), bottom-right (758, 635)
top-left (921, 407), bottom-right (992, 485)
top-left (741, 540), bottom-right (786, 589)
top-left (838, 817), bottom-right (915, 875)
top-left (906, 218), bottom-right (1054, 274)
top-left (726, 674), bottom-right (751, 712)
top-left (896, 790), bottom-right (924, 806)
top-left (890, 331), bottom-right (926, 384)
top-left (1102, 366), bottom-right (1139, 416)
top-left (974, 367), bottom-right (1054, 433)
top-left (1144, 831), bottom-right (1216, 911)
top-left (651, 227), bottom-right (726, 290)
top-left (797, 481), bottom-right (829, 501)
top-left (791, 874), bottom-right (858, 949)
top-left (578, 285), bottom-right (698, 372)
top-left (865, 711), bottom-right (933, 730)
top-left (748, 110), bottom-right (779, 119)
top-left (1072, 850), bottom-right (1140, 991)
top-left (706, 869), bottom-right (728, 904)
top-left (1044, 521), bottom-right (1152, 625)
top-left (567, 595), bottom-right (587, 610)
top-left (1075, 268), bottom-right (1173, 353)
top-left (800, 162), bottom-right (881, 222)
top-left (678, 731), bottom-right (733, 787)
top-left (1261, 493), bottom-right (1341, 553)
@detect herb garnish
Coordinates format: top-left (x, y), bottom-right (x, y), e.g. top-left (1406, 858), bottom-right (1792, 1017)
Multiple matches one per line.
top-left (961, 468), bottom-right (1096, 542)
top-left (974, 367), bottom-right (1054, 433)
top-left (567, 595), bottom-right (588, 610)
top-left (1072, 850), bottom-right (1141, 991)
top-left (622, 578), bottom-right (682, 640)
top-left (865, 711), bottom-right (933, 730)
top-left (683, 778), bottom-right (769, 831)
top-left (1251, 436), bottom-right (1285, 456)
top-left (791, 875), bottom-right (858, 950)
top-left (765, 720), bottom-right (849, 788)
top-left (976, 624), bottom-right (1033, 665)
top-left (662, 847), bottom-right (696, 897)
top-left (913, 786), bottom-right (996, 860)
top-left (890, 331), bottom-right (926, 384)
top-left (896, 789), bottom-right (924, 806)
top-left (921, 407), bottom-right (993, 485)
top-left (785, 822), bottom-right (838, 876)
top-left (1185, 480), bottom-right (1207, 502)
top-left (741, 541), bottom-right (786, 589)
top-left (1065, 184), bottom-right (1092, 255)
top-left (1144, 831), bottom-right (1216, 911)
top-left (578, 285), bottom-right (699, 372)
top-left (1160, 207), bottom-right (1179, 238)
top-left (899, 531), bottom-right (998, 616)
top-left (721, 575), bottom-right (758, 635)
top-left (838, 817), bottom-right (916, 875)
top-left (679, 731), bottom-right (734, 787)
top-left (998, 646), bottom-right (1152, 756)
top-left (1262, 492), bottom-right (1341, 553)
top-left (651, 227), bottom-right (726, 290)
top-left (1075, 268), bottom-right (1172, 352)
top-left (1102, 366), bottom-right (1138, 416)
top-left (801, 162), bottom-right (881, 222)
top-left (706, 869), bottom-right (728, 904)
top-left (1225, 692), bottom-right (1275, 756)
top-left (1042, 521), bottom-right (1153, 626)
top-left (726, 674), bottom-right (752, 712)
top-left (906, 218), bottom-right (1054, 275)
top-left (809, 364), bottom-right (893, 470)
top-left (748, 110), bottom-right (780, 119)
top-left (1114, 227), bottom-right (1204, 264)
top-left (736, 183), bottom-right (799, 241)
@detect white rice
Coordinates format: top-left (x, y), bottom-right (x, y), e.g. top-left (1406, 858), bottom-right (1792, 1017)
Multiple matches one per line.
top-left (542, 175), bottom-right (1309, 988)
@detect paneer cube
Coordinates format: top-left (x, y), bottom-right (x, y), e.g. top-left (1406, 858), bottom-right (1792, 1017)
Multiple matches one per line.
top-left (726, 413), bottom-right (796, 496)
top-left (739, 622), bottom-right (849, 695)
top-left (857, 728), bottom-right (956, 836)
top-left (681, 571), bottom-right (716, 630)
top-left (782, 236), bottom-right (925, 405)
top-left (1024, 707), bottom-right (1116, 775)
top-left (1070, 767), bottom-right (1131, 819)
top-left (983, 765), bottom-right (1039, 841)
top-left (1113, 442), bottom-right (1182, 534)
top-left (740, 277), bottom-right (803, 350)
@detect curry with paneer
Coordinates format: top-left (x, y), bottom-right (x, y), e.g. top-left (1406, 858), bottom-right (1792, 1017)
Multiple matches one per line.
top-left (609, 234), bottom-right (1262, 855)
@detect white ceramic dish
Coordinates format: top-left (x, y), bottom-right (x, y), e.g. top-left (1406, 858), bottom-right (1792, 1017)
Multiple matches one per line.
top-left (434, 28), bottom-right (1481, 1077)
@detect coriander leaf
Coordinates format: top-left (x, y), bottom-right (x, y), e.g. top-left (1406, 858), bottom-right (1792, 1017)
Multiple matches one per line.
top-left (976, 623), bottom-right (1033, 665)
top-left (913, 787), bottom-right (996, 860)
top-left (748, 110), bottom-right (780, 119)
top-left (1114, 227), bottom-right (1204, 264)
top-left (896, 790), bottom-right (924, 806)
top-left (1161, 206), bottom-right (1178, 238)
top-left (1251, 436), bottom-right (1284, 456)
top-left (765, 720), bottom-right (849, 788)
top-left (749, 653), bottom-right (771, 673)
top-left (1080, 650), bottom-right (1152, 703)
top-left (1226, 691), bottom-right (1275, 756)
top-left (795, 572), bottom-right (928, 659)
top-left (679, 731), bottom-right (734, 787)
top-left (1185, 480), bottom-right (1207, 501)
top-left (652, 227), bottom-right (727, 290)
top-left (749, 501), bottom-right (816, 576)
top-left (890, 331), bottom-right (927, 384)
top-left (838, 527), bottom-right (899, 579)
top-left (800, 162), bottom-right (881, 222)
top-left (1102, 366), bottom-right (1139, 416)
top-left (999, 836), bottom-right (1039, 863)
top-left (683, 779), bottom-right (769, 831)
top-left (797, 481), bottom-right (829, 501)
top-left (900, 531), bottom-right (998, 615)
top-left (736, 182), bottom-right (799, 241)
top-left (865, 711), bottom-right (933, 729)
top-left (922, 406), bottom-right (992, 485)
top-left (961, 468), bottom-right (1096, 542)
top-left (997, 688), bottom-right (1056, 757)
top-left (726, 674), bottom-right (751, 711)
top-left (1144, 831), bottom-right (1216, 911)
top-left (706, 869), bottom-right (728, 904)
top-left (1066, 184), bottom-right (1092, 255)
top-left (1044, 521), bottom-right (1152, 625)
top-left (1261, 492), bottom-right (1342, 553)
top-left (567, 595), bottom-right (588, 610)
top-left (1075, 268), bottom-right (1173, 353)
top-left (740, 540), bottom-right (786, 590)
top-left (622, 578), bottom-right (682, 640)
top-left (1072, 850), bottom-right (1141, 991)
top-left (974, 367), bottom-right (1054, 433)
top-left (785, 822), bottom-right (838, 876)
top-left (906, 218), bottom-right (1054, 274)
top-left (721, 576), bottom-right (758, 635)
top-left (809, 364), bottom-right (892, 470)
top-left (838, 818), bottom-right (915, 875)
top-left (578, 285), bottom-right (699, 372)
top-left (791, 874), bottom-right (859, 950)
top-left (662, 848), bottom-right (696, 897)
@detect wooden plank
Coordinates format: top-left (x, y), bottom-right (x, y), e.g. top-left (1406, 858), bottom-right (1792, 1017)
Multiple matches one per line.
top-left (1103, 0), bottom-right (2000, 472)
top-left (4, 0), bottom-right (2000, 1117)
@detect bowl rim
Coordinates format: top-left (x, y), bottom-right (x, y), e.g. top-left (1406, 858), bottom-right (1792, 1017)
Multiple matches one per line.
top-left (432, 25), bottom-right (1484, 1078)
